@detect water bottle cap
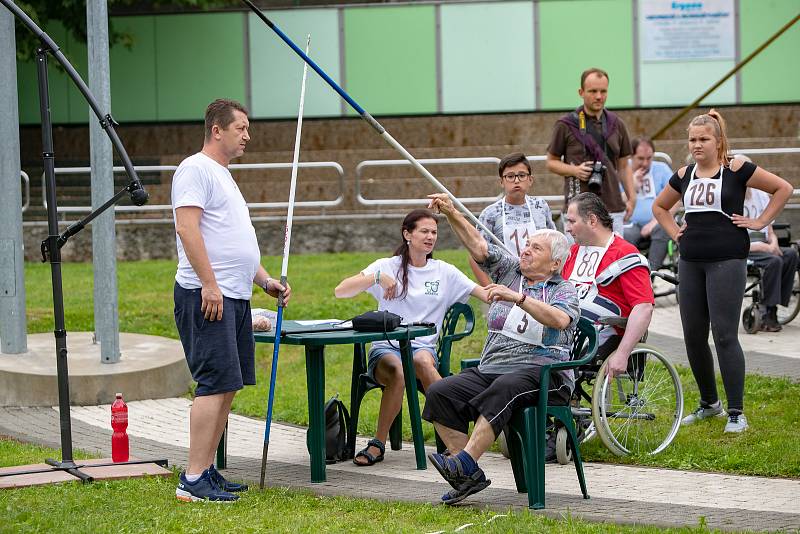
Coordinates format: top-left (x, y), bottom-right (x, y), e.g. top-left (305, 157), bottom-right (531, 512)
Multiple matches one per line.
top-left (115, 393), bottom-right (123, 398)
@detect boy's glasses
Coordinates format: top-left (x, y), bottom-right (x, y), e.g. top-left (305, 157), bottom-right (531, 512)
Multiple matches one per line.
top-left (502, 172), bottom-right (532, 183)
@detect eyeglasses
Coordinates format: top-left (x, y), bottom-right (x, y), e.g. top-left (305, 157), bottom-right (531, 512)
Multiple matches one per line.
top-left (501, 172), bottom-right (532, 183)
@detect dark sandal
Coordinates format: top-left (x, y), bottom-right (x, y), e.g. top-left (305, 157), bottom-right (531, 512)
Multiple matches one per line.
top-left (441, 470), bottom-right (491, 505)
top-left (353, 438), bottom-right (385, 466)
top-left (428, 452), bottom-right (472, 490)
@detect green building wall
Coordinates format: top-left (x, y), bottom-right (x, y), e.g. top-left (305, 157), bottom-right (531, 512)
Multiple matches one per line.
top-left (15, 0), bottom-right (800, 124)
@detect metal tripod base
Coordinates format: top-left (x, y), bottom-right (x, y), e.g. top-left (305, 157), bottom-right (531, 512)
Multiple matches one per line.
top-left (0, 458), bottom-right (170, 485)
top-left (1, 458), bottom-right (169, 482)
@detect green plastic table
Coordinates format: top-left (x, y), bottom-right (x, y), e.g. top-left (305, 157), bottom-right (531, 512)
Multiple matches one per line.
top-left (254, 321), bottom-right (436, 483)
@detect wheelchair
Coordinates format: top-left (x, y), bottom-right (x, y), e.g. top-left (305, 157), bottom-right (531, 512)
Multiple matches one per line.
top-left (740, 223), bottom-right (800, 333)
top-left (497, 312), bottom-right (684, 463)
top-left (552, 316), bottom-right (684, 463)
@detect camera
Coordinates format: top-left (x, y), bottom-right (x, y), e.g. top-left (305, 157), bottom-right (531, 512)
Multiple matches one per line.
top-left (587, 161), bottom-right (606, 192)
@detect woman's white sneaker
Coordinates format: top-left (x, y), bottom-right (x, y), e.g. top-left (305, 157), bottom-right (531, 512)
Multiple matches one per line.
top-left (681, 401), bottom-right (725, 425)
top-left (724, 413), bottom-right (748, 433)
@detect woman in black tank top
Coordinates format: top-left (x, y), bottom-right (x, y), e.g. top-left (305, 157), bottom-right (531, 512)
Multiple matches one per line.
top-left (652, 109), bottom-right (792, 434)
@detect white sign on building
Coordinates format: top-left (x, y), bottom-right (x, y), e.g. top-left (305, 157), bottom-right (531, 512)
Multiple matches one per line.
top-left (641, 0), bottom-right (735, 61)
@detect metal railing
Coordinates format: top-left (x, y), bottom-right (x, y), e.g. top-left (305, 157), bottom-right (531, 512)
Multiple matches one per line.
top-left (19, 148), bottom-right (797, 222)
top-left (20, 171), bottom-right (29, 213)
top-left (40, 161), bottom-right (345, 213)
top-left (731, 147), bottom-right (800, 156)
top-left (355, 152), bottom-right (675, 209)
top-left (356, 156), bottom-right (503, 207)
top-left (655, 152), bottom-right (673, 167)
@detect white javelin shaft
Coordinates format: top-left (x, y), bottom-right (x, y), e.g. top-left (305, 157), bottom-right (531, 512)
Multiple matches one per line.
top-left (380, 130), bottom-right (511, 254)
top-left (280, 35), bottom-right (310, 278)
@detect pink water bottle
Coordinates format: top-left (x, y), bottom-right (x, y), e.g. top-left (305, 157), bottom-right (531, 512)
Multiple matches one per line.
top-left (111, 393), bottom-right (129, 462)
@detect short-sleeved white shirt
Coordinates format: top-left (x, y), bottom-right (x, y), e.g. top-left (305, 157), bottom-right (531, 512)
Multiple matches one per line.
top-left (361, 256), bottom-right (476, 350)
top-left (172, 152), bottom-right (260, 300)
top-left (743, 188), bottom-right (771, 241)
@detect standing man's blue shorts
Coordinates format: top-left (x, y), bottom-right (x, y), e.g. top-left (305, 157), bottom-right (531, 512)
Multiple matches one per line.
top-left (174, 282), bottom-right (255, 396)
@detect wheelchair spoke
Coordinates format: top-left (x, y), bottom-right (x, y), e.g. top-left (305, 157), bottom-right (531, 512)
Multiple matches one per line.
top-left (593, 347), bottom-right (684, 456)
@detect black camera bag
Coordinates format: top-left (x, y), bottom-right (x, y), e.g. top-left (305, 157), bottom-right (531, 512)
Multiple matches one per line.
top-left (351, 310), bottom-right (402, 332)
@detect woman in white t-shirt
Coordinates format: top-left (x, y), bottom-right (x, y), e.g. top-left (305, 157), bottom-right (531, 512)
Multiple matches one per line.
top-left (335, 209), bottom-right (487, 466)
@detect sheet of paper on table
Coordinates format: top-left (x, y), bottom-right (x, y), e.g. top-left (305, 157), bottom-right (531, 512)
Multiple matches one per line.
top-left (295, 319), bottom-right (349, 327)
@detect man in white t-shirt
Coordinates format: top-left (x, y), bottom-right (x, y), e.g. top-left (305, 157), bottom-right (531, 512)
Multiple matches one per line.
top-left (172, 99), bottom-right (291, 502)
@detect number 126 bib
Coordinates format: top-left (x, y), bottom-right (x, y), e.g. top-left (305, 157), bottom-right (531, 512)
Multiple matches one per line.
top-left (683, 164), bottom-right (728, 218)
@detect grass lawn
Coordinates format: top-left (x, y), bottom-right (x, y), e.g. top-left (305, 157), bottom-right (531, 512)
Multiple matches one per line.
top-left (21, 251), bottom-right (800, 478)
top-left (0, 438), bottom-right (721, 534)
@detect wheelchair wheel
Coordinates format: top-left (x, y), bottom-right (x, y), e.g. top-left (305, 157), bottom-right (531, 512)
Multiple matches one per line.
top-left (741, 304), bottom-right (761, 334)
top-left (592, 345), bottom-right (684, 456)
top-left (777, 270), bottom-right (800, 325)
top-left (555, 426), bottom-right (572, 465)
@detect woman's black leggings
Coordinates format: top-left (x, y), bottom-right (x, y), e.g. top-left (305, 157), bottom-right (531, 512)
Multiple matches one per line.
top-left (678, 258), bottom-right (747, 413)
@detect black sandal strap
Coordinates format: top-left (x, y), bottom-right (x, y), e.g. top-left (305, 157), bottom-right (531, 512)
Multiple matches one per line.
top-left (366, 438), bottom-right (385, 455)
top-left (354, 449), bottom-right (376, 463)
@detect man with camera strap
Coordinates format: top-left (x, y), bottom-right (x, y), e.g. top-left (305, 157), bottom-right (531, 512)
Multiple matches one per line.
top-left (546, 67), bottom-right (635, 235)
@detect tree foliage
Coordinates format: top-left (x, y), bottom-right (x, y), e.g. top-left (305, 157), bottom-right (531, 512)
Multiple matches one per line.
top-left (11, 1), bottom-right (236, 62)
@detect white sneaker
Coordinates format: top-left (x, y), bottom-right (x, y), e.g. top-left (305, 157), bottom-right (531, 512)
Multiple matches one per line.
top-left (724, 413), bottom-right (748, 433)
top-left (681, 401), bottom-right (725, 425)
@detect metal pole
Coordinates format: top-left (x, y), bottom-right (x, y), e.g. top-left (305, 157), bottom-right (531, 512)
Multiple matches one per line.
top-left (0, 6), bottom-right (27, 354)
top-left (0, 1), bottom-right (166, 482)
top-left (87, 0), bottom-right (120, 363)
top-left (242, 0), bottom-right (511, 255)
top-left (37, 48), bottom-right (76, 466)
top-left (260, 35), bottom-right (311, 490)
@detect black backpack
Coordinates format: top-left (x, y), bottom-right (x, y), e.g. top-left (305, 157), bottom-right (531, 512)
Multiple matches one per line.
top-left (307, 394), bottom-right (351, 464)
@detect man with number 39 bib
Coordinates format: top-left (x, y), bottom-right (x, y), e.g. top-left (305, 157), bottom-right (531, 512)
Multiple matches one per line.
top-left (562, 192), bottom-right (654, 378)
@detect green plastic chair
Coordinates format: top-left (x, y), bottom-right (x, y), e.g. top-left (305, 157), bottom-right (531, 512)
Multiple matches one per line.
top-left (461, 317), bottom-right (598, 509)
top-left (347, 302), bottom-right (475, 457)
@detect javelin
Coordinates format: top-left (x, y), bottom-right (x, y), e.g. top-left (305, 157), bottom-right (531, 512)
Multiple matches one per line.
top-left (259, 34), bottom-right (311, 490)
top-left (242, 0), bottom-right (510, 254)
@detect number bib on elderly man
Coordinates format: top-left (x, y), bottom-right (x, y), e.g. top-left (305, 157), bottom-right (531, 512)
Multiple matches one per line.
top-left (488, 279), bottom-right (545, 345)
top-left (683, 164), bottom-right (729, 218)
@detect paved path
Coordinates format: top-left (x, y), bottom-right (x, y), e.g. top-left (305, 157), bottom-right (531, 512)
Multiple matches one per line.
top-left (2, 396), bottom-right (799, 532)
top-left (2, 302), bottom-right (798, 532)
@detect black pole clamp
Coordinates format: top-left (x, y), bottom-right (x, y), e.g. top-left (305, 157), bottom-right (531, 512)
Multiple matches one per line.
top-left (99, 113), bottom-right (119, 130)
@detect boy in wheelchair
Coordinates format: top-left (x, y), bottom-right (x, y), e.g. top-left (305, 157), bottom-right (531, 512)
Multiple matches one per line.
top-left (744, 186), bottom-right (799, 332)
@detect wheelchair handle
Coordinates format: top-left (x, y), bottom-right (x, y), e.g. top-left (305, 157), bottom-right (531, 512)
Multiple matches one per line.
top-left (596, 316), bottom-right (628, 328)
top-left (651, 271), bottom-right (679, 286)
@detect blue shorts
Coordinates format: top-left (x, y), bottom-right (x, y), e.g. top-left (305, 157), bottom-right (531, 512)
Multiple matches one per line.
top-left (174, 282), bottom-right (255, 396)
top-left (367, 344), bottom-right (437, 384)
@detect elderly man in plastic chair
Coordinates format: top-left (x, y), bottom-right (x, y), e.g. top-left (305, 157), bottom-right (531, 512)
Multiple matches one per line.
top-left (423, 193), bottom-right (580, 505)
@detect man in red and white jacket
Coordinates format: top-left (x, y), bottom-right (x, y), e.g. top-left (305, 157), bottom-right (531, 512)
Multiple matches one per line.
top-left (562, 192), bottom-right (654, 378)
